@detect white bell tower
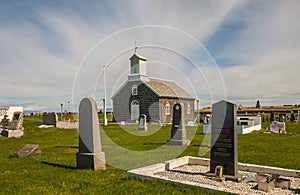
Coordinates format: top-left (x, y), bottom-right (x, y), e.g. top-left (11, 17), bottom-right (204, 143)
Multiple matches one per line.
top-left (128, 52), bottom-right (149, 81)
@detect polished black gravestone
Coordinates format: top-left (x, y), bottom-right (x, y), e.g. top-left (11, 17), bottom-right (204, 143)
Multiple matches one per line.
top-left (270, 111), bottom-right (275, 121)
top-left (210, 100), bottom-right (238, 176)
top-left (167, 103), bottom-right (189, 146)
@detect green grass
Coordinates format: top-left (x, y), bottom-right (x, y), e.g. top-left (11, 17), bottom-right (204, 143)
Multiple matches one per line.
top-left (0, 116), bottom-right (222, 194)
top-left (0, 116), bottom-right (299, 194)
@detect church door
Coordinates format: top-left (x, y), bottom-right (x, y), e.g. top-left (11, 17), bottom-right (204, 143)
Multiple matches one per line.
top-left (131, 100), bottom-right (139, 120)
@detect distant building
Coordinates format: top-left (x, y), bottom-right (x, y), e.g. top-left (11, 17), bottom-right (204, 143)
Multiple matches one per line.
top-left (203, 115), bottom-right (262, 134)
top-left (112, 53), bottom-right (195, 123)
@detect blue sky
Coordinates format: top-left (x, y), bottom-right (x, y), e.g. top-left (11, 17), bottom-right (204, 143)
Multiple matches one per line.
top-left (0, 0), bottom-right (299, 111)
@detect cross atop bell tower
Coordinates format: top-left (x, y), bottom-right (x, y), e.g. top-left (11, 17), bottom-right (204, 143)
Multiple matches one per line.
top-left (134, 40), bottom-right (138, 53)
top-left (128, 42), bottom-right (148, 81)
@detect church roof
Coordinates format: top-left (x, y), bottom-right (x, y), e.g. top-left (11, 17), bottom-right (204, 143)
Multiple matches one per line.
top-left (145, 78), bottom-right (195, 100)
top-left (129, 53), bottom-right (147, 61)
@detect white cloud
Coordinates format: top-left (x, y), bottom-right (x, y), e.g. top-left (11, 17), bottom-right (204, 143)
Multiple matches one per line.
top-left (1, 0), bottom-right (299, 110)
top-left (215, 1), bottom-right (300, 106)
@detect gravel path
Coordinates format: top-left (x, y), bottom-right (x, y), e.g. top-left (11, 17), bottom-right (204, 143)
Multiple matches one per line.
top-left (155, 165), bottom-right (300, 194)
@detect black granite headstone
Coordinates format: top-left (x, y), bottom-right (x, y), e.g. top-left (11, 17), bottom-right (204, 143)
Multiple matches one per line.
top-left (279, 113), bottom-right (286, 122)
top-left (290, 112), bottom-right (295, 121)
top-left (171, 103), bottom-right (182, 138)
top-left (167, 103), bottom-right (189, 146)
top-left (270, 112), bottom-right (274, 121)
top-left (2, 115), bottom-right (9, 129)
top-left (210, 100), bottom-right (238, 176)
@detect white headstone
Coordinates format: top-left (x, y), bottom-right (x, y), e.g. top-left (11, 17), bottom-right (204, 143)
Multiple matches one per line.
top-left (76, 98), bottom-right (106, 170)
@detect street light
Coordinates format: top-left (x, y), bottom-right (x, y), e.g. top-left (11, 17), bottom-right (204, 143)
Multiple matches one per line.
top-left (103, 65), bottom-right (107, 126)
top-left (60, 103), bottom-right (63, 121)
top-left (197, 99), bottom-right (200, 123)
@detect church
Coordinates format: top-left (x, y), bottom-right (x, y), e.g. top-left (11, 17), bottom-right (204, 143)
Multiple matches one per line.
top-left (112, 52), bottom-right (195, 123)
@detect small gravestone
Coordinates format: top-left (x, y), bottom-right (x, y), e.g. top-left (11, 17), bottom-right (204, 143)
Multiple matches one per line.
top-left (270, 121), bottom-right (286, 133)
top-left (76, 98), bottom-right (106, 170)
top-left (210, 100), bottom-right (238, 177)
top-left (43, 112), bottom-right (58, 126)
top-left (1, 112), bottom-right (24, 138)
top-left (13, 144), bottom-right (41, 157)
top-left (167, 103), bottom-right (189, 146)
top-left (9, 112), bottom-right (24, 130)
top-left (279, 113), bottom-right (286, 122)
top-left (138, 114), bottom-right (147, 131)
top-left (270, 112), bottom-right (275, 121)
top-left (2, 115), bottom-right (9, 129)
top-left (290, 111), bottom-right (295, 121)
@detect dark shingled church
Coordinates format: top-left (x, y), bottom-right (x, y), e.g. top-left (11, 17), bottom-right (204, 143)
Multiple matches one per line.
top-left (112, 52), bottom-right (195, 123)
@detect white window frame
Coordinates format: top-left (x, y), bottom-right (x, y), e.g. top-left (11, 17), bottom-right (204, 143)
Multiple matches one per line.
top-left (165, 102), bottom-right (170, 116)
top-left (187, 103), bottom-right (191, 115)
top-left (132, 85), bottom-right (138, 95)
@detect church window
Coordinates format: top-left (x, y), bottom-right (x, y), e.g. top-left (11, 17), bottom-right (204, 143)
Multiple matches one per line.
top-left (165, 102), bottom-right (170, 115)
top-left (132, 85), bottom-right (138, 95)
top-left (187, 103), bottom-right (191, 115)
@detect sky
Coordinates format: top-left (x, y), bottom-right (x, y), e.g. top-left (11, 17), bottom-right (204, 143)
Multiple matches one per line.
top-left (0, 0), bottom-right (299, 111)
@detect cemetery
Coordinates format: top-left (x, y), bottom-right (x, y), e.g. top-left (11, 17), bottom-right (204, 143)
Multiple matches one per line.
top-left (1, 52), bottom-right (300, 193)
top-left (0, 98), bottom-right (299, 194)
top-left (128, 101), bottom-right (300, 194)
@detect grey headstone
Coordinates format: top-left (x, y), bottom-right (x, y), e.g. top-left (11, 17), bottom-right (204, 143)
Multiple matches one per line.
top-left (210, 100), bottom-right (238, 176)
top-left (76, 98), bottom-right (106, 170)
top-left (167, 103), bottom-right (189, 146)
top-left (138, 114), bottom-right (147, 131)
top-left (9, 112), bottom-right (23, 130)
top-left (43, 112), bottom-right (58, 126)
top-left (16, 144), bottom-right (41, 157)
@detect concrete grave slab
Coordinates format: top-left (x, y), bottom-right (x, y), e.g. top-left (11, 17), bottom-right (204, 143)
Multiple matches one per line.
top-left (16, 144), bottom-right (41, 157)
top-left (128, 156), bottom-right (300, 194)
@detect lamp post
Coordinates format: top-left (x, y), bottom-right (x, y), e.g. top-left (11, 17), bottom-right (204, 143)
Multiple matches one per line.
top-left (197, 99), bottom-right (200, 123)
top-left (103, 65), bottom-right (107, 126)
top-left (60, 103), bottom-right (63, 121)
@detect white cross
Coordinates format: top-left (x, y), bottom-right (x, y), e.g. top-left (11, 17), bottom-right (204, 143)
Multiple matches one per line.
top-left (134, 40), bottom-right (138, 53)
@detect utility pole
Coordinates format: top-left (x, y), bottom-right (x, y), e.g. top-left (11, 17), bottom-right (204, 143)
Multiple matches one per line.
top-left (60, 103), bottom-right (63, 121)
top-left (103, 65), bottom-right (107, 126)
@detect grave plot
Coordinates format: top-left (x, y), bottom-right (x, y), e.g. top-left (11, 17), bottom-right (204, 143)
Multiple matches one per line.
top-left (128, 156), bottom-right (300, 195)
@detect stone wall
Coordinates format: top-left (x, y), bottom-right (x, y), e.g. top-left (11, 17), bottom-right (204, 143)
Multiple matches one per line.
top-left (56, 121), bottom-right (78, 129)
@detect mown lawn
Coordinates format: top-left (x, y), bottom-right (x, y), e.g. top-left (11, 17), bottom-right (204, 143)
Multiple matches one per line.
top-left (0, 115), bottom-right (299, 194)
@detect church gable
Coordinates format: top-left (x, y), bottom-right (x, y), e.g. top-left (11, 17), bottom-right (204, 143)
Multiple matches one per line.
top-left (112, 81), bottom-right (142, 122)
top-left (112, 81), bottom-right (160, 122)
